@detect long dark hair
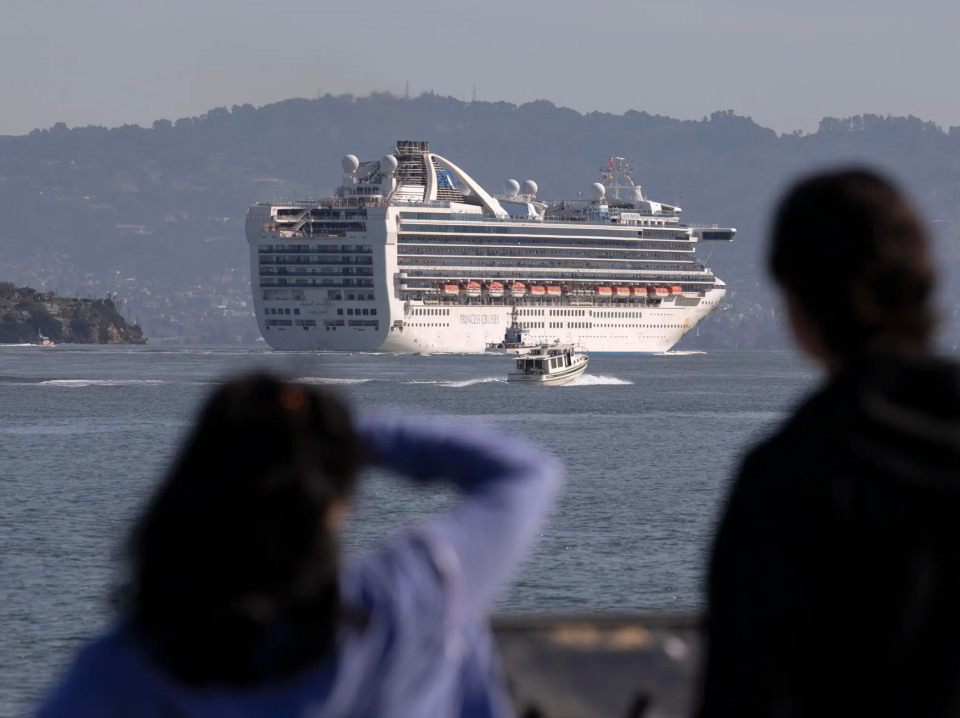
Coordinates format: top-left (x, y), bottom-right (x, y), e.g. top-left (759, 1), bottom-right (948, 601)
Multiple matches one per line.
top-left (770, 169), bottom-right (935, 360)
top-left (121, 374), bottom-right (361, 686)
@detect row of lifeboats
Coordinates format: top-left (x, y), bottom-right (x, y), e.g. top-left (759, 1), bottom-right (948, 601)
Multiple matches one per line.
top-left (439, 282), bottom-right (683, 299)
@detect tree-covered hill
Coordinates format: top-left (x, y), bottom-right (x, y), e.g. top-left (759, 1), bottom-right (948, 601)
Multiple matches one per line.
top-left (1, 93), bottom-right (957, 348)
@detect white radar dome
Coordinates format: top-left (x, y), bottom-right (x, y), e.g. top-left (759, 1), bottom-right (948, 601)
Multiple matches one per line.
top-left (589, 182), bottom-right (606, 201)
top-left (341, 154), bottom-right (359, 174)
top-left (521, 180), bottom-right (538, 196)
top-left (503, 179), bottom-right (520, 197)
top-left (380, 155), bottom-right (398, 174)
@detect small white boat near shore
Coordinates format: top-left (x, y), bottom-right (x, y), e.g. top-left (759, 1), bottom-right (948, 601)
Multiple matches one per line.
top-left (33, 330), bottom-right (55, 347)
top-left (507, 343), bottom-right (588, 386)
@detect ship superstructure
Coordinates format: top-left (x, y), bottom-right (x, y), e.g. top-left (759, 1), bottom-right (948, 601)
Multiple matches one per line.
top-left (245, 142), bottom-right (735, 352)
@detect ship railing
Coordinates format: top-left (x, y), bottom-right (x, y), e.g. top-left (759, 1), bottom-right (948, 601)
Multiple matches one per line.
top-left (258, 247), bottom-right (373, 254)
top-left (689, 223), bottom-right (720, 229)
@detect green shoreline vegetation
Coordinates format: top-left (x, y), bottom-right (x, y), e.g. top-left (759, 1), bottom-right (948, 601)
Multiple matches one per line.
top-left (0, 283), bottom-right (146, 344)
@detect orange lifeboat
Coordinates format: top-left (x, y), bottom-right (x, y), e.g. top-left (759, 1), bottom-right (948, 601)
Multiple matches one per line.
top-left (669, 285), bottom-right (683, 294)
top-left (547, 286), bottom-right (562, 297)
top-left (442, 284), bottom-right (460, 297)
top-left (529, 285), bottom-right (546, 296)
top-left (631, 287), bottom-right (648, 297)
top-left (509, 282), bottom-right (526, 298)
top-left (485, 281), bottom-right (504, 298)
top-left (463, 281), bottom-right (482, 298)
top-left (649, 287), bottom-right (669, 299)
top-left (613, 287), bottom-right (631, 299)
top-left (596, 286), bottom-right (613, 297)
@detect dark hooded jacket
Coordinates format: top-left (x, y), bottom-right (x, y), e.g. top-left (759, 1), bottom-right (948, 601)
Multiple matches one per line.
top-left (698, 356), bottom-right (960, 718)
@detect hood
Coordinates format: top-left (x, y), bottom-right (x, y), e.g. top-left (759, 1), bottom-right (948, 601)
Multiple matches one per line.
top-left (800, 357), bottom-right (960, 490)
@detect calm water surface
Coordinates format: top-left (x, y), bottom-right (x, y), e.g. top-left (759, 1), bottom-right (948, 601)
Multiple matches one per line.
top-left (0, 346), bottom-right (817, 716)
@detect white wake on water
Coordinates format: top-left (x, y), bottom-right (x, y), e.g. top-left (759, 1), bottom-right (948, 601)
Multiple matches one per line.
top-left (655, 350), bottom-right (707, 356)
top-left (38, 379), bottom-right (166, 387)
top-left (440, 377), bottom-right (506, 388)
top-left (563, 374), bottom-right (633, 386)
top-left (295, 377), bottom-right (373, 385)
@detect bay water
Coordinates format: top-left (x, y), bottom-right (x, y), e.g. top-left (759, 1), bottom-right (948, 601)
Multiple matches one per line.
top-left (0, 346), bottom-right (817, 716)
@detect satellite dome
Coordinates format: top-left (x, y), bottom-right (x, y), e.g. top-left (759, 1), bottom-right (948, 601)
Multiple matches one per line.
top-left (380, 154), bottom-right (398, 175)
top-left (520, 180), bottom-right (538, 196)
top-left (341, 154), bottom-right (359, 174)
top-left (503, 179), bottom-right (520, 197)
top-left (589, 182), bottom-right (606, 201)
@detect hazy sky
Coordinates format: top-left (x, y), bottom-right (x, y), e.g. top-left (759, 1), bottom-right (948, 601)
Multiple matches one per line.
top-left (2, 0), bottom-right (957, 136)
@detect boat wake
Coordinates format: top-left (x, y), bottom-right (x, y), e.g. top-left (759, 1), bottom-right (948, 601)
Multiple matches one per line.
top-left (563, 374), bottom-right (633, 386)
top-left (656, 350), bottom-right (707, 356)
top-left (438, 377), bottom-right (506, 388)
top-left (297, 376), bottom-right (507, 388)
top-left (295, 377), bottom-right (373, 385)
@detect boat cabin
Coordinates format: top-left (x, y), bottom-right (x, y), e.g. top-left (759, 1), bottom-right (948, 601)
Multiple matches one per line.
top-left (516, 345), bottom-right (577, 374)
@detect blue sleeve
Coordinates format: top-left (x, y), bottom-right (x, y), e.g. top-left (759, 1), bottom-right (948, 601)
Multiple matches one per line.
top-left (356, 412), bottom-right (563, 618)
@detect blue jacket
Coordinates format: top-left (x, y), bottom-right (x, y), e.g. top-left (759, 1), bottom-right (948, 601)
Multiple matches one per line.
top-left (36, 413), bottom-right (562, 718)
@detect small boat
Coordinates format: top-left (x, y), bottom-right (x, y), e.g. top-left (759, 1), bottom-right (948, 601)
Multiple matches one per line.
top-left (631, 287), bottom-right (648, 298)
top-left (669, 285), bottom-right (683, 294)
top-left (509, 282), bottom-right (526, 298)
top-left (463, 281), bottom-right (482, 298)
top-left (613, 287), bottom-right (630, 299)
top-left (507, 343), bottom-right (588, 386)
top-left (529, 285), bottom-right (546, 297)
top-left (547, 286), bottom-right (562, 297)
top-left (486, 305), bottom-right (536, 354)
top-left (596, 286), bottom-right (613, 298)
top-left (33, 330), bottom-right (55, 347)
top-left (649, 287), bottom-right (669, 299)
top-left (486, 281), bottom-right (504, 298)
top-left (441, 284), bottom-right (460, 297)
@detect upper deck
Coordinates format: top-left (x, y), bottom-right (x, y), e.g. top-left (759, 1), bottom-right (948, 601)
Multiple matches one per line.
top-left (246, 140), bottom-right (735, 242)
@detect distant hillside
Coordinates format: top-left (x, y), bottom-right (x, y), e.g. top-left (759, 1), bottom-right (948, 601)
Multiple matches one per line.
top-left (0, 93), bottom-right (958, 348)
top-left (0, 284), bottom-right (146, 344)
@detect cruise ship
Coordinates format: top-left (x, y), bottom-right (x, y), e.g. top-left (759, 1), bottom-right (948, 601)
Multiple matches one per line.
top-left (245, 141), bottom-right (735, 352)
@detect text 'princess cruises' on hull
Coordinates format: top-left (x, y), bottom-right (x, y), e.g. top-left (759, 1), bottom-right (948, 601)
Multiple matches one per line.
top-left (246, 142), bottom-right (736, 353)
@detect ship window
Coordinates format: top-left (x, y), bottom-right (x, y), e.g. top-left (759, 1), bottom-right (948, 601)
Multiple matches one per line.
top-left (371, 309), bottom-right (377, 316)
top-left (362, 309), bottom-right (369, 316)
top-left (347, 309), bottom-right (354, 315)
top-left (264, 309), bottom-right (269, 315)
top-left (294, 309), bottom-right (300, 315)
top-left (337, 309), bottom-right (343, 315)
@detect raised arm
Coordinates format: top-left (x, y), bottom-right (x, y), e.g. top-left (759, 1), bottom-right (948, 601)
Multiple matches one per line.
top-left (357, 412), bottom-right (563, 617)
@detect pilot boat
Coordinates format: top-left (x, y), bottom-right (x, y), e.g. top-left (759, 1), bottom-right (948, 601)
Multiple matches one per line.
top-left (507, 343), bottom-right (588, 386)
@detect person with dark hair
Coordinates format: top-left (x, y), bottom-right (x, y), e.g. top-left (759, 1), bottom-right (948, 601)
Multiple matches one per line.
top-left (35, 374), bottom-right (561, 717)
top-left (697, 169), bottom-right (960, 717)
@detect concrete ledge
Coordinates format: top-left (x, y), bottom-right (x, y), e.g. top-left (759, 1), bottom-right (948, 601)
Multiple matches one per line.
top-left (491, 613), bottom-right (702, 718)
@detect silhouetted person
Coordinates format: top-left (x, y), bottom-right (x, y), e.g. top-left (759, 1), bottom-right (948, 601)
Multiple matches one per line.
top-left (36, 375), bottom-right (561, 717)
top-left (697, 169), bottom-right (960, 717)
